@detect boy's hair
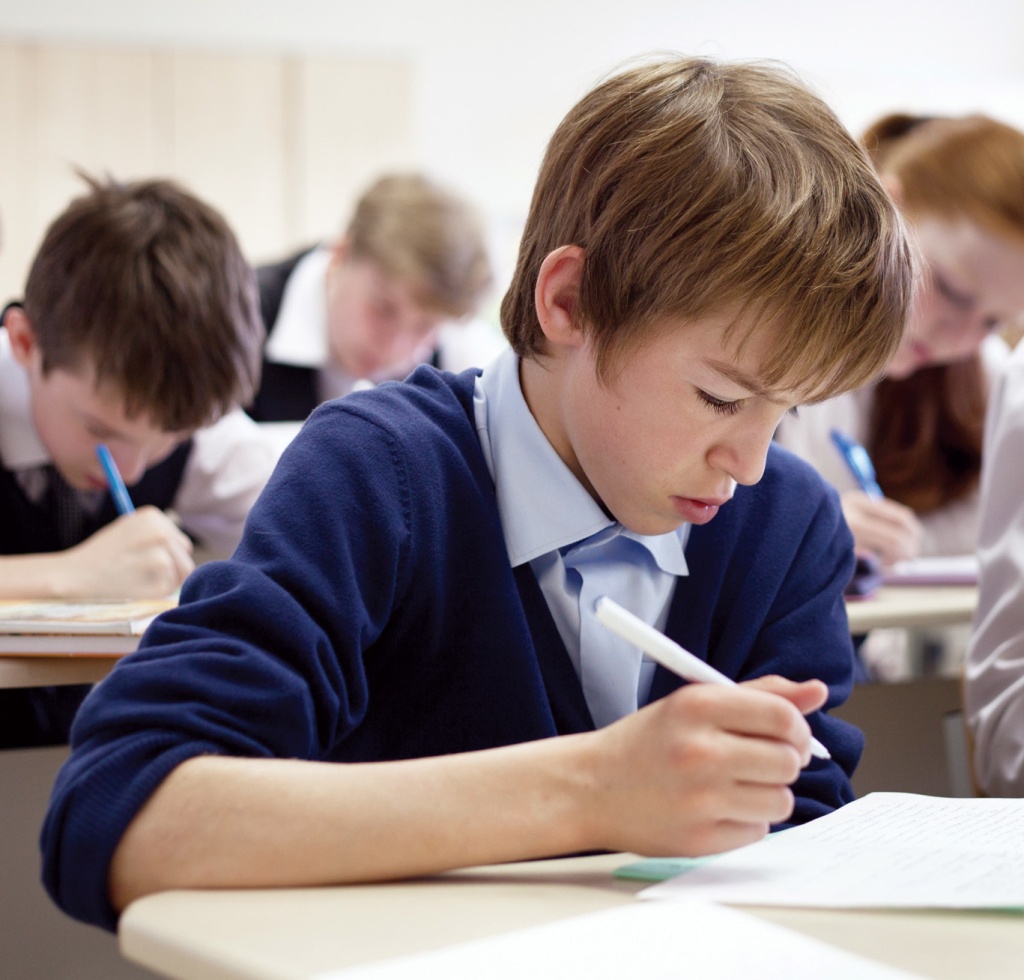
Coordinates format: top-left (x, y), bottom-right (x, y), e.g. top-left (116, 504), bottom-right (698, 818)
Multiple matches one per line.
top-left (23, 174), bottom-right (263, 431)
top-left (501, 56), bottom-right (915, 402)
top-left (344, 173), bottom-right (492, 318)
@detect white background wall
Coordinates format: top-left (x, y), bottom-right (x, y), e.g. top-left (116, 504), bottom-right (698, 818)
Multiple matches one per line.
top-left (2, 0), bottom-right (1024, 292)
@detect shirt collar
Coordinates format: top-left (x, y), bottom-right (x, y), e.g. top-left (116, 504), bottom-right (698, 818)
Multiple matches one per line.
top-left (0, 329), bottom-right (50, 471)
top-left (263, 246), bottom-right (333, 368)
top-left (474, 347), bottom-right (689, 573)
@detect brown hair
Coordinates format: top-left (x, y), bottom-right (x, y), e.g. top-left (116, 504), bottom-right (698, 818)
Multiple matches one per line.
top-left (862, 114), bottom-right (1024, 512)
top-left (501, 56), bottom-right (914, 401)
top-left (24, 173), bottom-right (264, 431)
top-left (345, 173), bottom-right (492, 318)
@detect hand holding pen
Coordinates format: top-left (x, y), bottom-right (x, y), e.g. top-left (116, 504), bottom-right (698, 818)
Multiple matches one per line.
top-left (595, 596), bottom-right (831, 762)
top-left (54, 445), bottom-right (197, 598)
top-left (829, 429), bottom-right (921, 566)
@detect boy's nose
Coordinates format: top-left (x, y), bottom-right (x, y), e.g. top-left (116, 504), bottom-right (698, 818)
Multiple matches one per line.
top-left (709, 428), bottom-right (774, 487)
top-left (113, 450), bottom-right (148, 487)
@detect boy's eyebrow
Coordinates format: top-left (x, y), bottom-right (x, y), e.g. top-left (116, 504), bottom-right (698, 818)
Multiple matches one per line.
top-left (702, 359), bottom-right (793, 405)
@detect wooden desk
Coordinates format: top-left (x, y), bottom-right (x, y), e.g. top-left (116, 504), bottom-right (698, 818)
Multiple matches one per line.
top-left (0, 652), bottom-right (120, 689)
top-left (845, 585), bottom-right (978, 634)
top-left (0, 587), bottom-right (975, 688)
top-left (120, 853), bottom-right (1024, 980)
top-left (0, 597), bottom-right (170, 689)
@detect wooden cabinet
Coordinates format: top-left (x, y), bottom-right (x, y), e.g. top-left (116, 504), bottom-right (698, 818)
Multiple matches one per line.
top-left (0, 40), bottom-right (413, 300)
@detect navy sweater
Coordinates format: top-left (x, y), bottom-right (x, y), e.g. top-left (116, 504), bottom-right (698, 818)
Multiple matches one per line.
top-left (42, 367), bottom-right (862, 930)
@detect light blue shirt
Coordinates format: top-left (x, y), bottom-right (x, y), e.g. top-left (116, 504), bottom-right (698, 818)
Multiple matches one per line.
top-left (473, 348), bottom-right (689, 728)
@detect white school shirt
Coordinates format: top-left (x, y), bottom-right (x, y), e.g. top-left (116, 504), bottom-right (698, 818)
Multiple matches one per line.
top-left (473, 348), bottom-right (690, 729)
top-left (965, 338), bottom-right (1024, 795)
top-left (264, 245), bottom-right (507, 401)
top-left (0, 330), bottom-right (276, 560)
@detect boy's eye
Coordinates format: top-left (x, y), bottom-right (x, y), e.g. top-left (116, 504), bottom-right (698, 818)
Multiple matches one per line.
top-left (696, 389), bottom-right (742, 416)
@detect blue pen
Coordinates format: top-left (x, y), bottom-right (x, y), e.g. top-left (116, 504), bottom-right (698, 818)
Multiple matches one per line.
top-left (830, 429), bottom-right (883, 499)
top-left (96, 444), bottom-right (135, 515)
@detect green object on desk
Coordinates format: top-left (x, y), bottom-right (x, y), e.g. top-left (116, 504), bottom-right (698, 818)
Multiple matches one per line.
top-left (615, 828), bottom-right (795, 882)
top-left (613, 856), bottom-right (712, 882)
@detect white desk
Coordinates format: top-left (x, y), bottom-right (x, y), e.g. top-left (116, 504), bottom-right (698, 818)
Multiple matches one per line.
top-left (120, 852), bottom-right (1024, 980)
top-left (845, 585), bottom-right (978, 634)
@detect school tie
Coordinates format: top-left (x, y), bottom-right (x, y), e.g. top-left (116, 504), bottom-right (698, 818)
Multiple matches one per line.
top-left (43, 464), bottom-right (88, 550)
top-left (563, 528), bottom-right (667, 730)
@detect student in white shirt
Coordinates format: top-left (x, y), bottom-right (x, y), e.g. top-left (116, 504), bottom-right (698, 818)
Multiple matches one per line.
top-left (0, 174), bottom-right (274, 747)
top-left (248, 173), bottom-right (502, 422)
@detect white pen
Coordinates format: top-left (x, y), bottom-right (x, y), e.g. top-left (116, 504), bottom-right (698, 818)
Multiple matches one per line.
top-left (593, 595), bottom-right (831, 761)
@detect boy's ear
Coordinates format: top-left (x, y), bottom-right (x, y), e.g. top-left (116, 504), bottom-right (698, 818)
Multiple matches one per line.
top-left (534, 245), bottom-right (586, 348)
top-left (4, 306), bottom-right (39, 367)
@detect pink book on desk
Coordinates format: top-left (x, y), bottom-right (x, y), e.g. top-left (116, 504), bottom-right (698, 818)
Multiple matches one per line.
top-left (882, 555), bottom-right (979, 586)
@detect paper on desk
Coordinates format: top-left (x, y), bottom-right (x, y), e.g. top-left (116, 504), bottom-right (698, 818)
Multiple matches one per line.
top-left (312, 901), bottom-right (922, 979)
top-left (883, 555), bottom-right (978, 586)
top-left (641, 793), bottom-right (1024, 909)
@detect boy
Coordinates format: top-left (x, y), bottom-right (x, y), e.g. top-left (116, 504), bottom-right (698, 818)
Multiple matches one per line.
top-left (42, 56), bottom-right (914, 931)
top-left (0, 175), bottom-right (273, 747)
top-left (247, 172), bottom-right (499, 422)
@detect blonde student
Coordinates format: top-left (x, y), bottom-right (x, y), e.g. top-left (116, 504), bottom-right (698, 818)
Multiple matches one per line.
top-left (0, 175), bottom-right (273, 747)
top-left (248, 172), bottom-right (499, 421)
top-left (42, 56), bottom-right (913, 931)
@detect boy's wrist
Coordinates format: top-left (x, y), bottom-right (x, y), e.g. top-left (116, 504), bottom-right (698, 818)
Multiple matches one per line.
top-left (541, 730), bottom-right (607, 854)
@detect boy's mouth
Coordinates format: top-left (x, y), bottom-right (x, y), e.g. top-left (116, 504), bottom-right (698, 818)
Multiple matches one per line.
top-left (671, 495), bottom-right (730, 525)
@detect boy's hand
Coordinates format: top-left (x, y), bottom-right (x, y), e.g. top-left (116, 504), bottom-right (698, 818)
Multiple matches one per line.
top-left (60, 506), bottom-right (195, 599)
top-left (581, 676), bottom-right (828, 858)
top-left (841, 489), bottom-right (922, 566)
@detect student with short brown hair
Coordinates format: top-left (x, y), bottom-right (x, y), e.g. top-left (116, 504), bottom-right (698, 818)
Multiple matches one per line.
top-left (248, 172), bottom-right (497, 422)
top-left (0, 175), bottom-right (274, 746)
top-left (43, 55), bottom-right (913, 932)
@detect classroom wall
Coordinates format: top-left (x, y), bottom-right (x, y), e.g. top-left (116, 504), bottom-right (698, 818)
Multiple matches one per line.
top-left (0, 40), bottom-right (414, 302)
top-left (2, 0), bottom-right (1024, 304)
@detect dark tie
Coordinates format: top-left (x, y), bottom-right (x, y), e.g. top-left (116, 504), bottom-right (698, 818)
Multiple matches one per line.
top-left (44, 464), bottom-right (88, 550)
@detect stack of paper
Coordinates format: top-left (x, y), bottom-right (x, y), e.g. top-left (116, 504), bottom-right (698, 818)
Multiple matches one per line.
top-left (0, 597), bottom-right (176, 654)
top-left (882, 555), bottom-right (978, 586)
top-left (640, 793), bottom-right (1024, 910)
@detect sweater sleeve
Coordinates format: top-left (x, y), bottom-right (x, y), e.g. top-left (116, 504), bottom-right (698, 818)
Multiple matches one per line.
top-left (40, 400), bottom-right (416, 931)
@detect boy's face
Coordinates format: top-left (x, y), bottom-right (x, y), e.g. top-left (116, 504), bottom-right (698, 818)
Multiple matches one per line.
top-left (325, 245), bottom-right (446, 382)
top-left (7, 310), bottom-right (188, 490)
top-left (528, 309), bottom-right (802, 538)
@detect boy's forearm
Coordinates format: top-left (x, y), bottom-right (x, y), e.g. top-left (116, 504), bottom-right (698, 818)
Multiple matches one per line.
top-left (108, 738), bottom-right (599, 912)
top-left (108, 683), bottom-right (816, 912)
